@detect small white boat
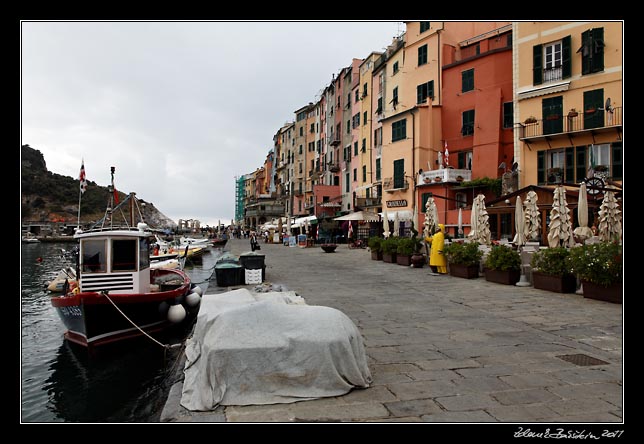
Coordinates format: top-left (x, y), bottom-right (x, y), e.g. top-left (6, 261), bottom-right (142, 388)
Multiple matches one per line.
top-left (22, 232), bottom-right (40, 243)
top-left (47, 267), bottom-right (77, 293)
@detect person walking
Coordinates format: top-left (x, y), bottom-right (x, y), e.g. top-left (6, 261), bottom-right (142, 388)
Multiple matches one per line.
top-left (426, 223), bottom-right (447, 275)
top-left (250, 231), bottom-right (258, 251)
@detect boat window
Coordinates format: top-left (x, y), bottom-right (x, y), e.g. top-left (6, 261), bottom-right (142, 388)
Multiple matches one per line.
top-left (112, 239), bottom-right (138, 272)
top-left (82, 239), bottom-right (106, 273)
top-left (139, 237), bottom-right (150, 270)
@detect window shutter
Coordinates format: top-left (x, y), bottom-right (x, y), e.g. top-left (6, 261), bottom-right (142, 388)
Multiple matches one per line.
top-left (576, 145), bottom-right (586, 181)
top-left (421, 192), bottom-right (432, 212)
top-left (612, 142), bottom-right (622, 179)
top-left (562, 35), bottom-right (571, 79)
top-left (537, 151), bottom-right (545, 185)
top-left (592, 27), bottom-right (604, 72)
top-left (565, 147), bottom-right (574, 183)
top-left (533, 44), bottom-right (543, 85)
top-left (458, 152), bottom-right (465, 169)
top-left (428, 80), bottom-right (434, 100)
top-left (583, 89), bottom-right (604, 129)
top-left (393, 159), bottom-right (404, 189)
top-left (581, 30), bottom-right (591, 75)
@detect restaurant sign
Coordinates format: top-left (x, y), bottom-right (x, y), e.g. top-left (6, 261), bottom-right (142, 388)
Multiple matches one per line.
top-left (386, 199), bottom-right (407, 208)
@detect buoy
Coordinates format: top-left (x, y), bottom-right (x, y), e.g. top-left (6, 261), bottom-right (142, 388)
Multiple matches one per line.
top-left (158, 301), bottom-right (169, 315)
top-left (185, 291), bottom-right (201, 307)
top-left (192, 285), bottom-right (203, 296)
top-left (167, 304), bottom-right (186, 323)
top-left (36, 257), bottom-right (43, 263)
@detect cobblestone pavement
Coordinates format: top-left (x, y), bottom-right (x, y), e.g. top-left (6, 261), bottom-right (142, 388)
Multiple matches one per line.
top-left (161, 238), bottom-right (623, 423)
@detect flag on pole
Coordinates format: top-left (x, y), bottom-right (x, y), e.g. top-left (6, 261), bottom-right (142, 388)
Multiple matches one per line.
top-left (79, 160), bottom-right (87, 194)
top-left (444, 141), bottom-right (449, 167)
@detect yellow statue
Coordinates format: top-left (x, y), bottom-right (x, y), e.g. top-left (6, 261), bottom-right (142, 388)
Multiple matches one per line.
top-left (426, 223), bottom-right (447, 274)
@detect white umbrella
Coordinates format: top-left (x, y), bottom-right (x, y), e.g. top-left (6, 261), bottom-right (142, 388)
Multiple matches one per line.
top-left (573, 182), bottom-right (593, 242)
top-left (514, 196), bottom-right (526, 248)
top-left (468, 194), bottom-right (491, 245)
top-left (423, 197), bottom-right (439, 238)
top-left (547, 186), bottom-right (575, 248)
top-left (457, 208), bottom-right (463, 237)
top-left (286, 216), bottom-right (291, 235)
top-left (598, 188), bottom-right (622, 243)
top-left (382, 209), bottom-right (390, 238)
top-left (393, 211), bottom-right (400, 237)
top-left (523, 190), bottom-right (541, 242)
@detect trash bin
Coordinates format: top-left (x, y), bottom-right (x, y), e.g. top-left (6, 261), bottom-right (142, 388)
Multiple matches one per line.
top-left (239, 252), bottom-right (266, 281)
top-left (215, 263), bottom-right (243, 287)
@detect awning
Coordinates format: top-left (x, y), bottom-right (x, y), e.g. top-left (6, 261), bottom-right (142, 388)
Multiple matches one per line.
top-left (379, 210), bottom-right (413, 221)
top-left (319, 202), bottom-right (342, 208)
top-left (334, 211), bottom-right (380, 222)
top-left (291, 215), bottom-right (318, 228)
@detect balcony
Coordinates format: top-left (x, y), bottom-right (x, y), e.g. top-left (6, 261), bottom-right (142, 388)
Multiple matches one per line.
top-left (328, 164), bottom-right (340, 173)
top-left (304, 201), bottom-right (315, 209)
top-left (520, 107), bottom-right (622, 141)
top-left (383, 178), bottom-right (409, 192)
top-left (355, 197), bottom-right (382, 208)
top-left (417, 168), bottom-right (472, 186)
top-left (245, 203), bottom-right (286, 218)
top-left (330, 137), bottom-right (341, 147)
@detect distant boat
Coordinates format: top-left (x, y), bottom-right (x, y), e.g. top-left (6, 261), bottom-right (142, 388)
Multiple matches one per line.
top-left (50, 168), bottom-right (202, 350)
top-left (22, 232), bottom-right (40, 243)
top-left (210, 237), bottom-right (228, 247)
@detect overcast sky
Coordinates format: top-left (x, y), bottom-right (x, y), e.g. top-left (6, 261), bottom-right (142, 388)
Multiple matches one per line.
top-left (21, 21), bottom-right (405, 227)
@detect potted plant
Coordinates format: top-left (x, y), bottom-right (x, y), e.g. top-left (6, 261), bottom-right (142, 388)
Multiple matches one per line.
top-left (381, 237), bottom-right (399, 263)
top-left (320, 243), bottom-right (337, 253)
top-left (444, 241), bottom-right (482, 279)
top-left (368, 236), bottom-right (383, 260)
top-left (409, 226), bottom-right (425, 268)
top-left (568, 108), bottom-right (579, 118)
top-left (568, 242), bottom-right (622, 303)
top-left (396, 238), bottom-right (414, 266)
top-left (524, 116), bottom-right (538, 124)
top-left (530, 247), bottom-right (576, 293)
top-left (484, 245), bottom-right (521, 285)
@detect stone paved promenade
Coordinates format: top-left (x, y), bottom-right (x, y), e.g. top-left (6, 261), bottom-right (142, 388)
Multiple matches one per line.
top-left (161, 237), bottom-right (623, 423)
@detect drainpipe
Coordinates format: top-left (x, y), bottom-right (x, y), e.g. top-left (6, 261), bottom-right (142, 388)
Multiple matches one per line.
top-left (410, 107), bottom-right (417, 229)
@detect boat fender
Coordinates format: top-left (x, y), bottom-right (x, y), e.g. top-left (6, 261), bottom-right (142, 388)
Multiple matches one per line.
top-left (72, 287), bottom-right (80, 295)
top-left (185, 291), bottom-right (201, 307)
top-left (167, 304), bottom-right (186, 323)
top-left (192, 285), bottom-right (203, 296)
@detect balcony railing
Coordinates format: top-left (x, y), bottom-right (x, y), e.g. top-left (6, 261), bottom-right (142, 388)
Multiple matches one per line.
top-left (417, 168), bottom-right (472, 186)
top-left (520, 107), bottom-right (622, 140)
top-left (355, 197), bottom-right (382, 208)
top-left (383, 178), bottom-right (409, 192)
top-left (330, 137), bottom-right (341, 146)
top-left (328, 164), bottom-right (340, 173)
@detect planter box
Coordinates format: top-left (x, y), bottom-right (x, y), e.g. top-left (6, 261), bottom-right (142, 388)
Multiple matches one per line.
top-left (582, 280), bottom-right (622, 304)
top-left (371, 250), bottom-right (383, 260)
top-left (532, 272), bottom-right (577, 293)
top-left (449, 263), bottom-right (480, 279)
top-left (485, 268), bottom-right (520, 285)
top-left (396, 254), bottom-right (412, 266)
top-left (382, 252), bottom-right (397, 263)
top-left (411, 254), bottom-right (425, 268)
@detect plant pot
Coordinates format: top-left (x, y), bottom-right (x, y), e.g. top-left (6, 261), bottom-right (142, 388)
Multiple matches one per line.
top-left (396, 254), bottom-right (412, 266)
top-left (581, 280), bottom-right (622, 304)
top-left (449, 263), bottom-right (480, 279)
top-left (371, 250), bottom-right (383, 260)
top-left (485, 268), bottom-right (521, 285)
top-left (320, 244), bottom-right (337, 253)
top-left (411, 253), bottom-right (425, 268)
top-left (532, 272), bottom-right (577, 293)
top-left (382, 252), bottom-right (397, 263)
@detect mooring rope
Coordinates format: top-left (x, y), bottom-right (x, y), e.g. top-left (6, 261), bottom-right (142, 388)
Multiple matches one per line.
top-left (100, 291), bottom-right (181, 351)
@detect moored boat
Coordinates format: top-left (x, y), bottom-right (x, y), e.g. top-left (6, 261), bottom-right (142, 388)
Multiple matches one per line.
top-left (50, 167), bottom-right (202, 350)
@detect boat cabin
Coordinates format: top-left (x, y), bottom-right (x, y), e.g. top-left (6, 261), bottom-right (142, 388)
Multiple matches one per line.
top-left (75, 224), bottom-right (152, 294)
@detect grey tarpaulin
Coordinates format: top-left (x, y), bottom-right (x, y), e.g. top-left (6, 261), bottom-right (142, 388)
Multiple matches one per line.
top-left (180, 289), bottom-right (372, 411)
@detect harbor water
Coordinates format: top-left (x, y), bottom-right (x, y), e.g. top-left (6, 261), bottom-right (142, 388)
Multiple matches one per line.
top-left (20, 241), bottom-right (222, 423)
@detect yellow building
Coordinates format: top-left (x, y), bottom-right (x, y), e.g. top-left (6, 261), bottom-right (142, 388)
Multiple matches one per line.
top-left (514, 21), bottom-right (623, 189)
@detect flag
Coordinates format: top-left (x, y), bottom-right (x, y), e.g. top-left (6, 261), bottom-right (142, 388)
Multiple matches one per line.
top-left (79, 160), bottom-right (87, 194)
top-left (444, 141), bottom-right (449, 167)
top-left (113, 187), bottom-right (119, 204)
top-left (348, 221), bottom-right (353, 239)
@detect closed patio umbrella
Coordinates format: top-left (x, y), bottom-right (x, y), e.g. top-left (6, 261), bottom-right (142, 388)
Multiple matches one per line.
top-left (382, 209), bottom-right (390, 238)
top-left (573, 182), bottom-right (593, 242)
top-left (547, 186), bottom-right (575, 248)
top-left (598, 187), bottom-right (622, 243)
top-left (457, 207), bottom-right (463, 237)
top-left (468, 194), bottom-right (491, 245)
top-left (514, 196), bottom-right (526, 248)
top-left (393, 211), bottom-right (400, 237)
top-left (523, 190), bottom-right (541, 242)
